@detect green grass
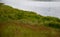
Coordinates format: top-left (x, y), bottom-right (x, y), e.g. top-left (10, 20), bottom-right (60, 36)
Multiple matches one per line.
top-left (0, 21), bottom-right (60, 37)
top-left (0, 3), bottom-right (60, 37)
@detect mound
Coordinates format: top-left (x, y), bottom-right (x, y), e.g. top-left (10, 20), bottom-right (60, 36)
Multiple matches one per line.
top-left (0, 3), bottom-right (60, 37)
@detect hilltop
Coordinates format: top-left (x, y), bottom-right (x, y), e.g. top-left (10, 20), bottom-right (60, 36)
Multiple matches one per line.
top-left (0, 3), bottom-right (60, 37)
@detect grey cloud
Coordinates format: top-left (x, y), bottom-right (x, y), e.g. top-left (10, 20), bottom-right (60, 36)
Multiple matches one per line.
top-left (34, 0), bottom-right (51, 1)
top-left (0, 0), bottom-right (2, 3)
top-left (32, 0), bottom-right (60, 1)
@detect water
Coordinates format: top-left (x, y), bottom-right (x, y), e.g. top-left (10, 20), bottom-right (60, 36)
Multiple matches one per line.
top-left (1, 0), bottom-right (60, 18)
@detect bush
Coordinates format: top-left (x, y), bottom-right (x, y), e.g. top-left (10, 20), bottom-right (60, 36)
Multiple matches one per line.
top-left (45, 22), bottom-right (60, 29)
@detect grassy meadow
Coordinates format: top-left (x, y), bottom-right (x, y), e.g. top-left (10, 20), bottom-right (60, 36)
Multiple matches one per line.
top-left (0, 3), bottom-right (60, 37)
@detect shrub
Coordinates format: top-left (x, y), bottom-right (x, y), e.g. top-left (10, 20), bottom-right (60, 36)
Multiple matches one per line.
top-left (45, 22), bottom-right (60, 29)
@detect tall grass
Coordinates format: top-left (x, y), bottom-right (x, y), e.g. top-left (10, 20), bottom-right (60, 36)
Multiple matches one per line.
top-left (0, 3), bottom-right (60, 37)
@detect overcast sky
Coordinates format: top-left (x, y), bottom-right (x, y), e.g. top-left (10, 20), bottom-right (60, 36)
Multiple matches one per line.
top-left (32, 0), bottom-right (60, 1)
top-left (1, 0), bottom-right (60, 18)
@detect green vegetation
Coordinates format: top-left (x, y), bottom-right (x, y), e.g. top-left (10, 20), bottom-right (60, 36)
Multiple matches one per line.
top-left (0, 3), bottom-right (60, 37)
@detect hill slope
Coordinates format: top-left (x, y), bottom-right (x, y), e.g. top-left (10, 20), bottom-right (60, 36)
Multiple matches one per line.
top-left (0, 3), bottom-right (60, 37)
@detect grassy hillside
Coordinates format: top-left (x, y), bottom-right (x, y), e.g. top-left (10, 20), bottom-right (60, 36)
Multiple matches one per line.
top-left (0, 3), bottom-right (60, 37)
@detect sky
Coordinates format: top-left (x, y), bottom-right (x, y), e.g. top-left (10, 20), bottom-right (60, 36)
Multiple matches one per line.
top-left (1, 0), bottom-right (60, 18)
top-left (0, 0), bottom-right (2, 2)
top-left (33, 0), bottom-right (60, 1)
top-left (1, 0), bottom-right (60, 2)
